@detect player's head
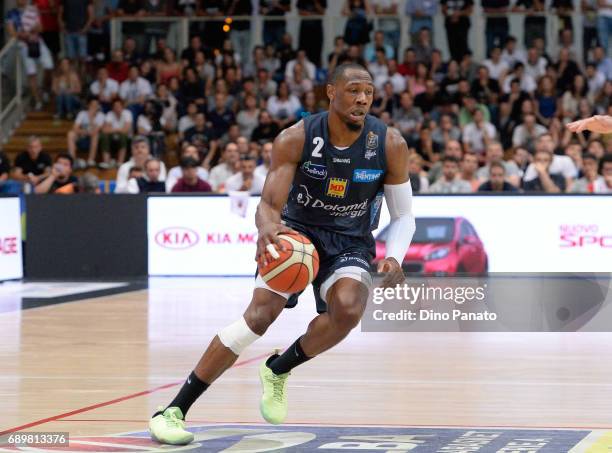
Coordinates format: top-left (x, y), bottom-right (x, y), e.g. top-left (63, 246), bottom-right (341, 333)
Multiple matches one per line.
top-left (327, 63), bottom-right (374, 131)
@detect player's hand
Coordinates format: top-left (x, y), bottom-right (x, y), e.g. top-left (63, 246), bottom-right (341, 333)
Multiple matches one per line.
top-left (256, 223), bottom-right (298, 266)
top-left (566, 118), bottom-right (591, 133)
top-left (377, 257), bottom-right (405, 288)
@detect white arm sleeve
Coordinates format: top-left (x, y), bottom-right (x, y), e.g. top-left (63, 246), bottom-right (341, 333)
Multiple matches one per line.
top-left (383, 180), bottom-right (416, 265)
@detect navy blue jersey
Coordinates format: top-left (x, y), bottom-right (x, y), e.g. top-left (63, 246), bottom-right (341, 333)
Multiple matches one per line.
top-left (282, 112), bottom-right (387, 237)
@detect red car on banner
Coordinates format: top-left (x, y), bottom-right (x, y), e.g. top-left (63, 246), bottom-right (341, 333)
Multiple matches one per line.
top-left (374, 217), bottom-right (488, 274)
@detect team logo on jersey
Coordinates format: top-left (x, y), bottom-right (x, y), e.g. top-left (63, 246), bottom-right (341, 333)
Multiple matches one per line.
top-left (353, 169), bottom-right (383, 183)
top-left (301, 161), bottom-right (327, 179)
top-left (326, 178), bottom-right (348, 198)
top-left (333, 157), bottom-right (351, 164)
top-left (365, 131), bottom-right (378, 160)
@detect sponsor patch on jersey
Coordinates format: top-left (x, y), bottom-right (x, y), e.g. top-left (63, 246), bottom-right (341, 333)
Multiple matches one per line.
top-left (353, 169), bottom-right (383, 183)
top-left (326, 178), bottom-right (348, 198)
top-left (333, 157), bottom-right (351, 164)
top-left (301, 161), bottom-right (327, 179)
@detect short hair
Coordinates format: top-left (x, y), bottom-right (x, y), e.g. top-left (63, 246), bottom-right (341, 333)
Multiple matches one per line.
top-left (328, 63), bottom-right (371, 84)
top-left (28, 135), bottom-right (41, 146)
top-left (56, 153), bottom-right (74, 167)
top-left (144, 157), bottom-right (160, 169)
top-left (132, 136), bottom-right (149, 148)
top-left (443, 155), bottom-right (460, 165)
top-left (489, 160), bottom-right (506, 173)
top-left (599, 153), bottom-right (612, 172)
top-left (582, 152), bottom-right (598, 162)
top-left (129, 166), bottom-right (143, 176)
top-left (180, 156), bottom-right (200, 169)
top-left (79, 172), bottom-right (100, 193)
top-left (240, 155), bottom-right (256, 162)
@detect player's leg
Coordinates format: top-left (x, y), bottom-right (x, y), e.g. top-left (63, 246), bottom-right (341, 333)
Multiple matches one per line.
top-left (149, 287), bottom-right (286, 444)
top-left (259, 263), bottom-right (371, 425)
top-left (268, 275), bottom-right (368, 376)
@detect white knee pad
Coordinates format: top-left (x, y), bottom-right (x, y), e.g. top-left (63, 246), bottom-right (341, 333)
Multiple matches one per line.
top-left (218, 317), bottom-right (260, 355)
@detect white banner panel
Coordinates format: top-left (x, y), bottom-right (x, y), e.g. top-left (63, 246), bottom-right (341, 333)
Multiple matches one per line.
top-left (148, 196), bottom-right (259, 276)
top-left (0, 197), bottom-right (23, 281)
top-left (148, 195), bottom-right (612, 276)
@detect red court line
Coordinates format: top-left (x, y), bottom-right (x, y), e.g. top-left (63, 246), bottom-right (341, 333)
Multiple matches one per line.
top-left (0, 353), bottom-right (269, 436)
top-left (47, 419), bottom-right (612, 431)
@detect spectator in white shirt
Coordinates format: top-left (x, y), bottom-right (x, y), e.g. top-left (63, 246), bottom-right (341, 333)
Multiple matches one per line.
top-left (99, 98), bottom-right (132, 168)
top-left (67, 97), bottom-right (106, 168)
top-left (126, 157), bottom-right (166, 194)
top-left (524, 47), bottom-right (547, 81)
top-left (119, 65), bottom-right (153, 125)
top-left (115, 136), bottom-right (167, 193)
top-left (387, 59), bottom-right (406, 94)
top-left (208, 142), bottom-right (240, 191)
top-left (224, 155), bottom-right (266, 195)
top-left (585, 63), bottom-right (606, 101)
top-left (500, 36), bottom-right (526, 68)
top-left (284, 50), bottom-right (316, 84)
top-left (476, 141), bottom-right (521, 187)
top-left (502, 62), bottom-right (536, 94)
top-left (462, 109), bottom-right (497, 155)
top-left (428, 156), bottom-right (473, 193)
top-left (90, 67), bottom-right (119, 112)
top-left (523, 133), bottom-right (577, 188)
top-left (267, 81), bottom-right (301, 129)
top-left (255, 142), bottom-right (272, 180)
top-left (166, 144), bottom-right (209, 192)
top-left (483, 46), bottom-right (509, 81)
top-left (368, 48), bottom-right (390, 91)
top-left (512, 112), bottom-right (547, 148)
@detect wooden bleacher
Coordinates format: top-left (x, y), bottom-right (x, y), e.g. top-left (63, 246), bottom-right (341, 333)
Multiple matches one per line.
top-left (3, 110), bottom-right (177, 182)
top-left (4, 110), bottom-right (118, 180)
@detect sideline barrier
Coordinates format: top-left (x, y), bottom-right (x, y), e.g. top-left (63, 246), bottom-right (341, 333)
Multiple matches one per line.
top-left (16, 194), bottom-right (612, 280)
top-left (0, 195), bottom-right (23, 281)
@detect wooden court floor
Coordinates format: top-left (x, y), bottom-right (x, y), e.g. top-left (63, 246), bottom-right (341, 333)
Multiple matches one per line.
top-left (1, 278), bottom-right (612, 452)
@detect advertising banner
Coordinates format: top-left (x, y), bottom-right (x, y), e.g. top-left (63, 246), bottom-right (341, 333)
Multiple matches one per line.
top-left (147, 195), bottom-right (612, 276)
top-left (0, 197), bottom-right (23, 281)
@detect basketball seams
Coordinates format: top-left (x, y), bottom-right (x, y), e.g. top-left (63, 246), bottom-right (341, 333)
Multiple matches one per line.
top-left (284, 238), bottom-right (307, 292)
top-left (258, 232), bottom-right (320, 293)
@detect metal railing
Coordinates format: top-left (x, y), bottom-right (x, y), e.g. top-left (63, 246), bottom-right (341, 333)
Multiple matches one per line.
top-left (109, 10), bottom-right (588, 66)
top-left (0, 38), bottom-right (25, 145)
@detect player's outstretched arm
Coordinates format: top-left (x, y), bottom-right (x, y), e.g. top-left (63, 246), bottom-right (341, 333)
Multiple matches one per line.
top-left (255, 123), bottom-right (305, 265)
top-left (567, 115), bottom-right (612, 134)
top-left (379, 128), bottom-right (416, 287)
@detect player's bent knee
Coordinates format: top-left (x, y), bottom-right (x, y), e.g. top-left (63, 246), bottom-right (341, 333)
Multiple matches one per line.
top-left (329, 291), bottom-right (367, 330)
top-left (218, 317), bottom-right (260, 355)
top-left (243, 289), bottom-right (286, 335)
top-left (243, 305), bottom-right (277, 336)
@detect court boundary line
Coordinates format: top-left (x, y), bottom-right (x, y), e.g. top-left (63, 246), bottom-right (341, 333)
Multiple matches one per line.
top-left (0, 353), bottom-right (268, 436)
top-left (48, 419), bottom-right (612, 431)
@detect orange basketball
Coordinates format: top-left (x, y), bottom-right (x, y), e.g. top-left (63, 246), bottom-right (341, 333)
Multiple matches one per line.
top-left (258, 232), bottom-right (319, 293)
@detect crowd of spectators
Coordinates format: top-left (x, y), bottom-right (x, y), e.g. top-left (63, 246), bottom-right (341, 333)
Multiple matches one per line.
top-left (1, 0), bottom-right (611, 195)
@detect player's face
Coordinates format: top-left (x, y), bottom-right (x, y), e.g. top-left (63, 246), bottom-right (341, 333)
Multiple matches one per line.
top-left (329, 70), bottom-right (374, 131)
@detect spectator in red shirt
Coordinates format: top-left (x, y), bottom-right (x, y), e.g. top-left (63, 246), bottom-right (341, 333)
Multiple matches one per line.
top-left (171, 157), bottom-right (212, 193)
top-left (106, 49), bottom-right (130, 83)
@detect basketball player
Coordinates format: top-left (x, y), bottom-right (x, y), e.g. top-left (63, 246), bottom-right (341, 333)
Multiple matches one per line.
top-left (149, 63), bottom-right (416, 444)
top-left (567, 115), bottom-right (612, 134)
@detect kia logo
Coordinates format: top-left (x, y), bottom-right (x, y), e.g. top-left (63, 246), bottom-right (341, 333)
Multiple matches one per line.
top-left (155, 227), bottom-right (199, 249)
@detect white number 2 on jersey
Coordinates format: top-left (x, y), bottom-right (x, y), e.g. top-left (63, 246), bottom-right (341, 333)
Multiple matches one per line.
top-left (312, 137), bottom-right (324, 158)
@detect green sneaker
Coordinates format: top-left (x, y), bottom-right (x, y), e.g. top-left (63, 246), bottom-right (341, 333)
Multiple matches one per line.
top-left (259, 358), bottom-right (290, 425)
top-left (149, 407), bottom-right (194, 445)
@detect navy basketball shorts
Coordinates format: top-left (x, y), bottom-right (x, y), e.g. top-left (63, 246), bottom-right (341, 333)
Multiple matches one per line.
top-left (254, 221), bottom-right (374, 313)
